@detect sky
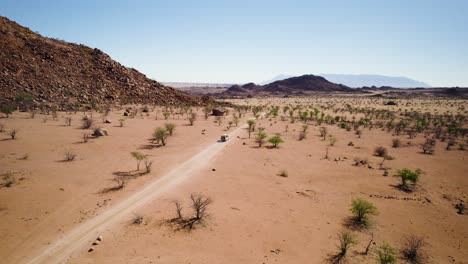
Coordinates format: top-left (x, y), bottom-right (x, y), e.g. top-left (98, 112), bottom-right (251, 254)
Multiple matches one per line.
top-left (1, 0), bottom-right (467, 86)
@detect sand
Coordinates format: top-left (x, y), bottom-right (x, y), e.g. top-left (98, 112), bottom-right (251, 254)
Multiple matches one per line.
top-left (0, 98), bottom-right (467, 264)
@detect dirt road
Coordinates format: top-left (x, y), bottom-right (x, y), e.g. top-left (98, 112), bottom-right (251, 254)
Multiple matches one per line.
top-left (24, 125), bottom-right (246, 264)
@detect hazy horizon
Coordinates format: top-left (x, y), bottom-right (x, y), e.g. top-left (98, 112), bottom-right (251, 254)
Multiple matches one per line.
top-left (1, 0), bottom-right (467, 86)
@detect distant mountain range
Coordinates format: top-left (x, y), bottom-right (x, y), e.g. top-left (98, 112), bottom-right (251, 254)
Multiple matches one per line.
top-left (260, 74), bottom-right (431, 88)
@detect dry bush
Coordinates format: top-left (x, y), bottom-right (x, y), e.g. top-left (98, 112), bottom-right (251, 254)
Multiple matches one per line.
top-left (8, 129), bottom-right (18, 139)
top-left (278, 169), bottom-right (288, 177)
top-left (168, 193), bottom-right (213, 231)
top-left (392, 138), bottom-right (401, 148)
top-left (421, 139), bottom-right (435, 155)
top-left (1, 173), bottom-right (16, 188)
top-left (374, 146), bottom-right (388, 157)
top-left (132, 213), bottom-right (144, 225)
top-left (119, 118), bottom-right (125, 127)
top-left (298, 131), bottom-right (306, 140)
top-left (64, 116), bottom-right (72, 126)
top-left (82, 133), bottom-right (89, 143)
top-left (401, 235), bottom-right (428, 263)
top-left (64, 150), bottom-right (77, 161)
top-left (82, 117), bottom-right (94, 129)
top-left (353, 157), bottom-right (368, 166)
top-left (144, 159), bottom-right (154, 173)
top-left (319, 126), bottom-right (328, 139)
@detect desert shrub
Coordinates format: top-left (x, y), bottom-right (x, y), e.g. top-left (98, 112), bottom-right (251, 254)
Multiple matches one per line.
top-left (82, 133), bottom-right (89, 143)
top-left (1, 103), bottom-right (15, 118)
top-left (395, 168), bottom-right (421, 191)
top-left (144, 159), bottom-right (154, 173)
top-left (421, 139), bottom-right (435, 155)
top-left (376, 242), bottom-right (397, 264)
top-left (268, 135), bottom-right (284, 148)
top-left (247, 119), bottom-right (256, 138)
top-left (374, 146), bottom-right (388, 157)
top-left (302, 124), bottom-right (309, 132)
top-left (392, 138), bottom-right (401, 148)
top-left (256, 131), bottom-right (267, 147)
top-left (165, 123), bottom-right (176, 136)
top-left (191, 193), bottom-right (212, 220)
top-left (8, 129), bottom-right (18, 139)
top-left (119, 118), bottom-right (125, 127)
top-left (131, 151), bottom-right (146, 171)
top-left (327, 230), bottom-right (357, 263)
top-left (64, 116), bottom-right (72, 126)
top-left (14, 93), bottom-right (34, 111)
top-left (319, 126), bottom-right (328, 139)
top-left (0, 173), bottom-right (16, 188)
top-left (132, 213), bottom-right (144, 225)
top-left (203, 106), bottom-right (212, 120)
top-left (401, 235), bottom-right (427, 263)
top-left (455, 203), bottom-right (465, 214)
top-left (329, 136), bottom-right (337, 146)
top-left (278, 169), bottom-right (288, 177)
top-left (169, 193), bottom-right (213, 231)
top-left (188, 112), bottom-right (197, 125)
top-left (153, 127), bottom-right (168, 145)
top-left (298, 131), bottom-right (306, 140)
top-left (64, 150), bottom-right (77, 161)
top-left (81, 117), bottom-right (94, 129)
top-left (163, 111), bottom-right (170, 119)
top-left (350, 198), bottom-right (378, 226)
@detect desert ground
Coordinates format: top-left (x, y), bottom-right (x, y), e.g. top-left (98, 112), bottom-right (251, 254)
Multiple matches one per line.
top-left (0, 97), bottom-right (467, 264)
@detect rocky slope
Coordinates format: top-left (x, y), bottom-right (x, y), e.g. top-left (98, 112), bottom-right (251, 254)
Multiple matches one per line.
top-left (0, 16), bottom-right (201, 107)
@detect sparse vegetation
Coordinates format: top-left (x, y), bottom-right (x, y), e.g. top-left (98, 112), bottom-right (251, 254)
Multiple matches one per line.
top-left (376, 242), bottom-right (397, 264)
top-left (395, 168), bottom-right (422, 191)
top-left (165, 123), bottom-right (176, 136)
top-left (168, 193), bottom-right (213, 231)
top-left (153, 127), bottom-right (168, 146)
top-left (8, 129), bottom-right (18, 139)
top-left (64, 116), bottom-right (72, 126)
top-left (131, 151), bottom-right (146, 171)
top-left (256, 131), bottom-right (267, 147)
top-left (267, 135), bottom-right (283, 148)
top-left (374, 146), bottom-right (388, 157)
top-left (327, 230), bottom-right (357, 263)
top-left (64, 150), bottom-right (77, 162)
top-left (349, 198), bottom-right (378, 227)
top-left (401, 235), bottom-right (427, 263)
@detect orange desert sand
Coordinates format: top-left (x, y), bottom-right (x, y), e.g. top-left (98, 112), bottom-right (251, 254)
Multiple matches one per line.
top-left (0, 97), bottom-right (467, 264)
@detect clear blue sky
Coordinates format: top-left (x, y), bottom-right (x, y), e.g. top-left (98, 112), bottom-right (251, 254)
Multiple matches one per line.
top-left (1, 0), bottom-right (467, 86)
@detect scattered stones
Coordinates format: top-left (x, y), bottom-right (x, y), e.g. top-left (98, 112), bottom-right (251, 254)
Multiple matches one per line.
top-left (104, 118), bottom-right (112, 123)
top-left (88, 247), bottom-right (94, 252)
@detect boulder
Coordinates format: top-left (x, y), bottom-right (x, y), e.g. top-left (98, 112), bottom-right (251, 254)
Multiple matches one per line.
top-left (212, 108), bottom-right (225, 116)
top-left (104, 118), bottom-right (112, 123)
top-left (93, 128), bottom-right (108, 137)
top-left (384, 101), bottom-right (398, 106)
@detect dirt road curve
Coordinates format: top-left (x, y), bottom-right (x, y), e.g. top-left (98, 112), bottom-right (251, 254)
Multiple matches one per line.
top-left (25, 125), bottom-right (245, 264)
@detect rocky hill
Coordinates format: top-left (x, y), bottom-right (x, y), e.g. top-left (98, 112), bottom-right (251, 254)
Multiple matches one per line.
top-left (222, 74), bottom-right (353, 96)
top-left (0, 16), bottom-right (201, 107)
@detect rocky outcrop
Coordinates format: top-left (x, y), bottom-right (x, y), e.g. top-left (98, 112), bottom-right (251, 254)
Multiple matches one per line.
top-left (0, 16), bottom-right (201, 107)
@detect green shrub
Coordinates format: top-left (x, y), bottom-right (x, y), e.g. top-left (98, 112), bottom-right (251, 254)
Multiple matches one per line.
top-left (350, 198), bottom-right (378, 226)
top-left (268, 135), bottom-right (284, 148)
top-left (376, 242), bottom-right (397, 264)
